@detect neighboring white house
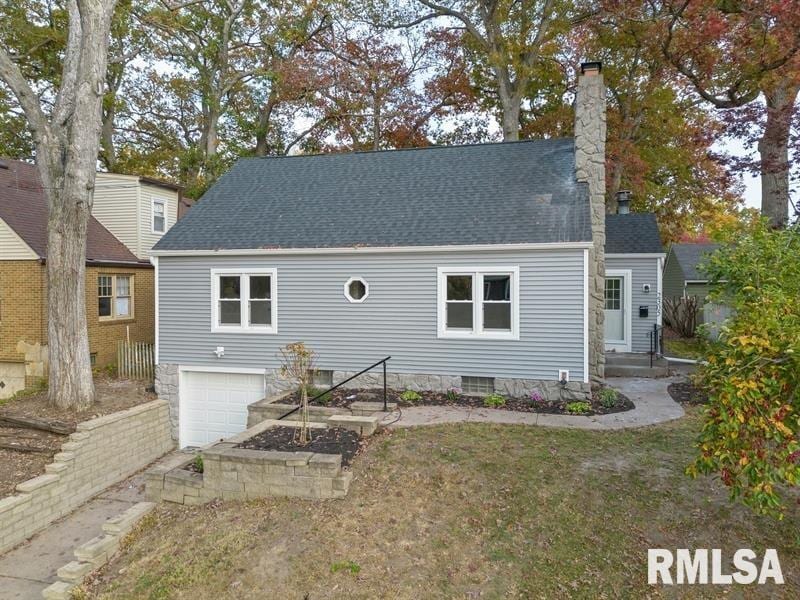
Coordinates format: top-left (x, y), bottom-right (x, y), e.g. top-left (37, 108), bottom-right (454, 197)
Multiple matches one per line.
top-left (93, 174), bottom-right (182, 259)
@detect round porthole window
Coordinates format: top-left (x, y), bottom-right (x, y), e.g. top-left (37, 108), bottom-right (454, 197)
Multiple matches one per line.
top-left (344, 277), bottom-right (369, 303)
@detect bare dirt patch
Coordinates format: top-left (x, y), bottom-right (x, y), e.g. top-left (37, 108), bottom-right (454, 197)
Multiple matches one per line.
top-left (0, 377), bottom-right (155, 497)
top-left (668, 380), bottom-right (709, 405)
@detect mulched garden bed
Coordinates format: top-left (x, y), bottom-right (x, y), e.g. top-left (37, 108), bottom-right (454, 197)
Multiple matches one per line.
top-left (236, 426), bottom-right (362, 466)
top-left (286, 386), bottom-right (635, 417)
top-left (668, 381), bottom-right (709, 405)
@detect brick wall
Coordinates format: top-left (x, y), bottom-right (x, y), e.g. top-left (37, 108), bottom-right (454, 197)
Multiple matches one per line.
top-left (85, 266), bottom-right (155, 368)
top-left (0, 260), bottom-right (46, 362)
top-left (0, 400), bottom-right (174, 554)
top-left (0, 262), bottom-right (154, 385)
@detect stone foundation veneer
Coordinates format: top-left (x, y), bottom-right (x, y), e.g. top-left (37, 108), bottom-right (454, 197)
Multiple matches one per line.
top-left (156, 362), bottom-right (591, 441)
top-left (0, 400), bottom-right (173, 554)
top-left (154, 363), bottom-right (180, 440)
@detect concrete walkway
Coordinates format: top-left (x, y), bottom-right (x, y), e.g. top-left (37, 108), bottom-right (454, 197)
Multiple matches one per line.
top-left (384, 376), bottom-right (685, 430)
top-left (0, 449), bottom-right (190, 600)
top-left (0, 475), bottom-right (144, 599)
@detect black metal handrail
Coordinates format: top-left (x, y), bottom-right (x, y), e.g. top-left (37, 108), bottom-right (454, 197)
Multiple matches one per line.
top-left (647, 324), bottom-right (664, 368)
top-left (277, 356), bottom-right (392, 421)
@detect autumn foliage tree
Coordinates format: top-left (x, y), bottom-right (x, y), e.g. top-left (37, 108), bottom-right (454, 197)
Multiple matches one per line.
top-left (689, 220), bottom-right (800, 517)
top-left (299, 27), bottom-right (474, 151)
top-left (659, 0), bottom-right (800, 228)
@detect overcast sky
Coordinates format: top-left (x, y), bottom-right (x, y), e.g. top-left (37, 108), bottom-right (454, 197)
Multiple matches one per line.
top-left (720, 137), bottom-right (761, 209)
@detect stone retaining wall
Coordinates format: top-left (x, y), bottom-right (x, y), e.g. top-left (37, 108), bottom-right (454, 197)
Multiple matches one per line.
top-left (146, 418), bottom-right (369, 504)
top-left (0, 400), bottom-right (173, 554)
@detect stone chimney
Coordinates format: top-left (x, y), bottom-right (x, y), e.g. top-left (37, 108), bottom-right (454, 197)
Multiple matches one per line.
top-left (575, 61), bottom-right (606, 383)
top-left (616, 190), bottom-right (631, 214)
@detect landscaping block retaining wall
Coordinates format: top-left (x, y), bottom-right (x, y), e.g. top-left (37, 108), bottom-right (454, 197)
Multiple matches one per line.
top-left (146, 417), bottom-right (372, 504)
top-left (0, 400), bottom-right (173, 554)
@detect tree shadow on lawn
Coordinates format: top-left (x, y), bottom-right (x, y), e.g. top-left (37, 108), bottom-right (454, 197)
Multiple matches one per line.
top-left (87, 409), bottom-right (799, 599)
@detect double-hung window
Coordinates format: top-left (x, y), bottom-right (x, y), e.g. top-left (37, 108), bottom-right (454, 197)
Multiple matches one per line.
top-left (212, 269), bottom-right (277, 333)
top-left (437, 267), bottom-right (519, 339)
top-left (152, 199), bottom-right (166, 233)
top-left (98, 274), bottom-right (133, 321)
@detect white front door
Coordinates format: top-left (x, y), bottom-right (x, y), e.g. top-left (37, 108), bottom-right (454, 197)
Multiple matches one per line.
top-left (604, 270), bottom-right (631, 352)
top-left (180, 370), bottom-right (265, 448)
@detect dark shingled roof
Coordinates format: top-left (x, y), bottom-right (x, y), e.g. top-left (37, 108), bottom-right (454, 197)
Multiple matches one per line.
top-left (669, 243), bottom-right (720, 280)
top-left (154, 139), bottom-right (592, 251)
top-left (605, 213), bottom-right (663, 254)
top-left (0, 159), bottom-right (146, 265)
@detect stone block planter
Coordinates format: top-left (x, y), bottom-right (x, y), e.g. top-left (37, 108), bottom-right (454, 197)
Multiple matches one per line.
top-left (146, 415), bottom-right (377, 505)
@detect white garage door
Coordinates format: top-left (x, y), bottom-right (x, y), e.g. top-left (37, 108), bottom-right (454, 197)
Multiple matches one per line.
top-left (180, 371), bottom-right (265, 448)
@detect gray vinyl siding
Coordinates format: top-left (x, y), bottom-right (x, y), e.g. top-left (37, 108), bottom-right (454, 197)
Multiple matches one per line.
top-left (606, 256), bottom-right (660, 353)
top-left (157, 249), bottom-right (587, 382)
top-left (662, 250), bottom-right (686, 300)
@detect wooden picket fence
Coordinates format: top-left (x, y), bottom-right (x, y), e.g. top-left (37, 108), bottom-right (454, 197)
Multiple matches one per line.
top-left (117, 341), bottom-right (155, 380)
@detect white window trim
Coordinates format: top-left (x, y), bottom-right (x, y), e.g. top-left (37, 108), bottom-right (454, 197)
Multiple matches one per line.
top-left (152, 198), bottom-right (167, 234)
top-left (343, 276), bottom-right (369, 303)
top-left (604, 268), bottom-right (632, 353)
top-left (437, 266), bottom-right (520, 340)
top-left (98, 274), bottom-right (135, 322)
top-left (210, 268), bottom-right (278, 334)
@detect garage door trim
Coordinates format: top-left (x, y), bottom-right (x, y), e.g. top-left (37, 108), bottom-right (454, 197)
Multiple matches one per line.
top-left (178, 366), bottom-right (267, 448)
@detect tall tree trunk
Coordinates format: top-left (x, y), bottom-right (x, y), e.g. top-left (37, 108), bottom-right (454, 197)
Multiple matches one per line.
top-left (42, 148), bottom-right (95, 410)
top-left (759, 80), bottom-right (798, 228)
top-left (22, 0), bottom-right (116, 409)
top-left (254, 90), bottom-right (279, 156)
top-left (372, 95), bottom-right (381, 150)
top-left (100, 100), bottom-right (116, 171)
top-left (494, 65), bottom-right (521, 141)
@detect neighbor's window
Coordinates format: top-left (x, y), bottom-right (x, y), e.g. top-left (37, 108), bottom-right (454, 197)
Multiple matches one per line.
top-left (212, 269), bottom-right (276, 332)
top-left (344, 277), bottom-right (369, 303)
top-left (438, 267), bottom-right (519, 339)
top-left (98, 274), bottom-right (134, 321)
top-left (152, 199), bottom-right (166, 233)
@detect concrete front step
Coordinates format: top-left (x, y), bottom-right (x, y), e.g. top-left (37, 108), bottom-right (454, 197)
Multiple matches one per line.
top-left (606, 364), bottom-right (669, 378)
top-left (606, 352), bottom-right (667, 368)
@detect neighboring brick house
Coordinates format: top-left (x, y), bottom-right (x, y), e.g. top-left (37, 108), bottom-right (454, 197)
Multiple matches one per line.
top-left (0, 160), bottom-right (166, 398)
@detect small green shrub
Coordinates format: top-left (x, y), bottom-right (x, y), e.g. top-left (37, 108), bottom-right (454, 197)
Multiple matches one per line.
top-left (192, 454), bottom-right (204, 473)
top-left (565, 401), bottom-right (591, 415)
top-left (400, 390), bottom-right (422, 403)
top-left (483, 393), bottom-right (506, 408)
top-left (330, 561), bottom-right (361, 575)
top-left (445, 387), bottom-right (461, 402)
top-left (598, 388), bottom-right (618, 408)
top-left (301, 385), bottom-right (331, 404)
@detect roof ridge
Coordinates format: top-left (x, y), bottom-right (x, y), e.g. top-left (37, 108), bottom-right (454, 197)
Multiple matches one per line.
top-left (243, 137), bottom-right (575, 162)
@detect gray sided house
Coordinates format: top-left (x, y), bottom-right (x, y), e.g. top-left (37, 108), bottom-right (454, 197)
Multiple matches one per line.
top-left (151, 63), bottom-right (662, 448)
top-left (604, 211), bottom-right (665, 353)
top-left (662, 243), bottom-right (720, 303)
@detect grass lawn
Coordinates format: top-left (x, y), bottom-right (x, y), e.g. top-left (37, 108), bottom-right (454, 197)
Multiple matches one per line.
top-left (87, 410), bottom-right (799, 599)
top-left (664, 337), bottom-right (708, 360)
